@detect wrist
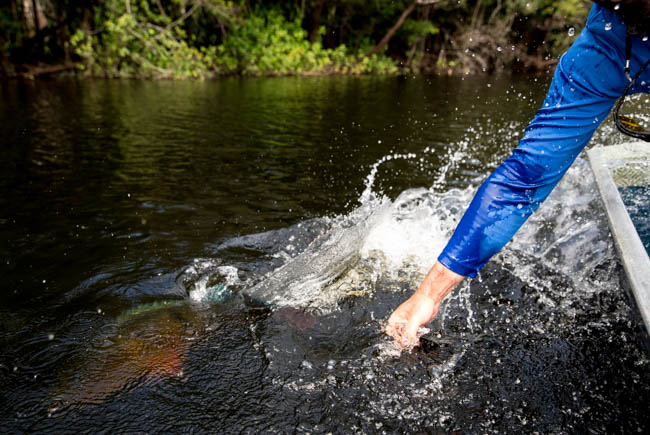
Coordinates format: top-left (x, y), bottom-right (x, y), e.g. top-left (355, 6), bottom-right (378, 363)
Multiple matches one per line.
top-left (417, 261), bottom-right (464, 304)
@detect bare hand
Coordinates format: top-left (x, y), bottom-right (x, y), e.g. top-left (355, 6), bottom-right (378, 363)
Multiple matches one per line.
top-left (385, 291), bottom-right (440, 348)
top-left (385, 261), bottom-right (464, 348)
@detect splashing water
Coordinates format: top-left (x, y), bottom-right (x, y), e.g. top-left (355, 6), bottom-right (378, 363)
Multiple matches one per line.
top-left (240, 192), bottom-right (391, 309)
top-left (122, 137), bottom-right (644, 432)
top-left (186, 148), bottom-right (617, 329)
top-left (181, 149), bottom-right (475, 311)
top-left (186, 261), bottom-right (239, 303)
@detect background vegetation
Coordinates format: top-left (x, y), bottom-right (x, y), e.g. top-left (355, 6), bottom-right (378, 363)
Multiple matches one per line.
top-left (1, 0), bottom-right (591, 79)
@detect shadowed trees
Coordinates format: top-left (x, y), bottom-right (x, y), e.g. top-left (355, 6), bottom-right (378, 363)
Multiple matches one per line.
top-left (0, 0), bottom-right (591, 78)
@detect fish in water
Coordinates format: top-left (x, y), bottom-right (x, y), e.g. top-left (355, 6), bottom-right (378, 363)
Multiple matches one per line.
top-left (51, 303), bottom-right (196, 406)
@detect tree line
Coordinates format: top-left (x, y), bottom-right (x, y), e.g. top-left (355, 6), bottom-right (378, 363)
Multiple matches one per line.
top-left (1, 0), bottom-right (591, 79)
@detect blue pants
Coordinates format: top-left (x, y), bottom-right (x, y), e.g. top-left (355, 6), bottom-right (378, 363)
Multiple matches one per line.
top-left (438, 4), bottom-right (650, 278)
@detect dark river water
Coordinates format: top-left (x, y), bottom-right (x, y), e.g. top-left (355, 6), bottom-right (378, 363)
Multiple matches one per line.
top-left (1, 76), bottom-right (648, 433)
top-left (620, 186), bottom-right (650, 255)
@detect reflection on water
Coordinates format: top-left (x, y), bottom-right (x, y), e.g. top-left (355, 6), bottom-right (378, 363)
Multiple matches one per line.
top-left (1, 76), bottom-right (649, 432)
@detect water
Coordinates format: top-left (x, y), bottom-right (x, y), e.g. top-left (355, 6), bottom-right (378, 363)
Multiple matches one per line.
top-left (620, 185), bottom-right (650, 255)
top-left (1, 76), bottom-right (649, 433)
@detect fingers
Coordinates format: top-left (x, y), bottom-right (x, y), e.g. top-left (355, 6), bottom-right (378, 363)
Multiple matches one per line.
top-left (403, 320), bottom-right (421, 347)
top-left (384, 299), bottom-right (417, 348)
top-left (385, 300), bottom-right (408, 333)
top-left (385, 317), bottom-right (418, 348)
top-left (384, 295), bottom-right (441, 349)
top-left (384, 316), bottom-right (405, 338)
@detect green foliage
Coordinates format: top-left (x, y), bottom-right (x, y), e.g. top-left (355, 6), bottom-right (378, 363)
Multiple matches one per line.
top-left (216, 10), bottom-right (327, 75)
top-left (215, 9), bottom-right (397, 76)
top-left (5, 0), bottom-right (595, 77)
top-left (401, 19), bottom-right (439, 46)
top-left (69, 1), bottom-right (397, 78)
top-left (71, 0), bottom-right (223, 78)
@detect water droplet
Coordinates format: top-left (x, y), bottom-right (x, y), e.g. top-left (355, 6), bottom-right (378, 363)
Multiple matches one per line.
top-left (614, 3), bottom-right (620, 10)
top-left (643, 36), bottom-right (649, 42)
top-left (48, 333), bottom-right (54, 340)
top-left (97, 308), bottom-right (102, 314)
top-left (517, 204), bottom-right (523, 210)
top-left (605, 22), bottom-right (612, 31)
top-left (377, 140), bottom-right (382, 144)
top-left (497, 46), bottom-right (502, 52)
top-left (568, 27), bottom-right (575, 36)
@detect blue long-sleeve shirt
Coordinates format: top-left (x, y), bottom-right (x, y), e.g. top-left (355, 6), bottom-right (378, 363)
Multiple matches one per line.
top-left (438, 4), bottom-right (650, 278)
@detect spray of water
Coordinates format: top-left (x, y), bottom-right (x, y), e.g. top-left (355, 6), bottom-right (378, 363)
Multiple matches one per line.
top-left (180, 148), bottom-right (475, 311)
top-left (186, 146), bottom-right (614, 325)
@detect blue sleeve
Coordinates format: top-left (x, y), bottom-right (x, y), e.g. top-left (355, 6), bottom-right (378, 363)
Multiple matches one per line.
top-left (438, 4), bottom-right (650, 278)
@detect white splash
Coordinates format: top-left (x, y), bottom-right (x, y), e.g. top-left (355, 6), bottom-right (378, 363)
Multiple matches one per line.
top-left (187, 260), bottom-right (242, 302)
top-left (192, 149), bottom-right (613, 317)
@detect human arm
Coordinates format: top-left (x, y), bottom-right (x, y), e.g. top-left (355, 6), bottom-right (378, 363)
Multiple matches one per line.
top-left (386, 3), bottom-right (649, 348)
